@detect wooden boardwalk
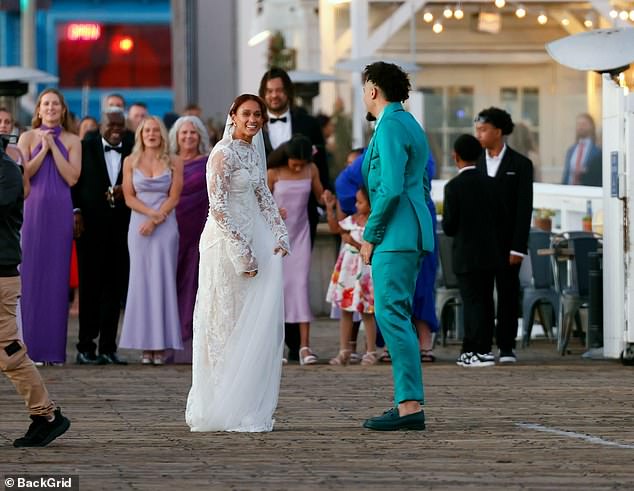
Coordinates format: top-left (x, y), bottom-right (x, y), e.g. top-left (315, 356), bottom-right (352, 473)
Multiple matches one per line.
top-left (1, 317), bottom-right (634, 490)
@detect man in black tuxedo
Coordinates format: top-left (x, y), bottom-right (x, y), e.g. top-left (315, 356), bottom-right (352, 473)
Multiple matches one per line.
top-left (259, 67), bottom-right (330, 363)
top-left (475, 107), bottom-right (533, 363)
top-left (443, 135), bottom-right (506, 367)
top-left (72, 108), bottom-right (132, 365)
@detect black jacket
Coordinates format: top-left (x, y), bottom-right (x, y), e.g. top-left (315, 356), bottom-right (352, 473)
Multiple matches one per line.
top-left (442, 168), bottom-right (506, 274)
top-left (476, 146), bottom-right (533, 255)
top-left (71, 136), bottom-right (133, 236)
top-left (0, 149), bottom-right (23, 274)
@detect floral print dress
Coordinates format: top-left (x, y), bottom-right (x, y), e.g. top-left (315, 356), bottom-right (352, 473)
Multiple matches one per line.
top-left (326, 215), bottom-right (374, 314)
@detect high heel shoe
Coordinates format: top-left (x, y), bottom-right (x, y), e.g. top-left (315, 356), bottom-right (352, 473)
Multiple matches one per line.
top-left (329, 349), bottom-right (351, 366)
top-left (299, 347), bottom-right (318, 365)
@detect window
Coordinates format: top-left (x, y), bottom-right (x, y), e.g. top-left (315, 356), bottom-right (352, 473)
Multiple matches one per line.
top-left (57, 23), bottom-right (172, 88)
top-left (420, 86), bottom-right (474, 177)
top-left (500, 87), bottom-right (539, 146)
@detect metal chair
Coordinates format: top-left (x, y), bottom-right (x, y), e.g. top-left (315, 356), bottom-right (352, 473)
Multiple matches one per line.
top-left (552, 233), bottom-right (600, 355)
top-left (521, 229), bottom-right (559, 347)
top-left (435, 232), bottom-right (464, 345)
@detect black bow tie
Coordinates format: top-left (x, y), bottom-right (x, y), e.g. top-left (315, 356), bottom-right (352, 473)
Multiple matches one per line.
top-left (105, 145), bottom-right (122, 153)
top-left (269, 117), bottom-right (287, 124)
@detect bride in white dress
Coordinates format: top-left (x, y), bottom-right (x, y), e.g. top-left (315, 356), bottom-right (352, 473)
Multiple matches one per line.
top-left (185, 94), bottom-right (289, 432)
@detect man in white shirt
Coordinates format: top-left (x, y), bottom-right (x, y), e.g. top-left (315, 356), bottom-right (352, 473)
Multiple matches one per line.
top-left (475, 107), bottom-right (533, 363)
top-left (72, 108), bottom-right (133, 366)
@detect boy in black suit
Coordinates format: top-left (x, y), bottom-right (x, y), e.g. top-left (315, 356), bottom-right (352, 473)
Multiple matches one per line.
top-left (475, 107), bottom-right (533, 363)
top-left (443, 135), bottom-right (505, 367)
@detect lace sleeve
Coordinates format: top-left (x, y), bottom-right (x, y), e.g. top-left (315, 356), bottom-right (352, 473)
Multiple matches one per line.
top-left (253, 178), bottom-right (290, 252)
top-left (208, 149), bottom-right (258, 274)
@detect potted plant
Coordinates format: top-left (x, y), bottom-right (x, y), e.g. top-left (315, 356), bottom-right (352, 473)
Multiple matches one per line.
top-left (534, 208), bottom-right (555, 232)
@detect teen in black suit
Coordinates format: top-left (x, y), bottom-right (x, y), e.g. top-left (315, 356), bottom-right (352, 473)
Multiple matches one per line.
top-left (259, 67), bottom-right (330, 362)
top-left (475, 107), bottom-right (534, 363)
top-left (443, 135), bottom-right (506, 366)
top-left (71, 109), bottom-right (132, 365)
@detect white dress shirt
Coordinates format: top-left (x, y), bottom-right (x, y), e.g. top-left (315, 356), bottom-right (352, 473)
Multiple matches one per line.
top-left (267, 109), bottom-right (292, 150)
top-left (484, 144), bottom-right (507, 178)
top-left (102, 138), bottom-right (122, 186)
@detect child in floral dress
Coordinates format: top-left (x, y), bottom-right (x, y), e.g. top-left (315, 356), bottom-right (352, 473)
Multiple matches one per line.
top-left (324, 187), bottom-right (377, 365)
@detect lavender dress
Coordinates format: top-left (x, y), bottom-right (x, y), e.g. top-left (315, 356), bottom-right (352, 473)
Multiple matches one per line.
top-left (119, 169), bottom-right (183, 351)
top-left (20, 125), bottom-right (73, 363)
top-left (172, 155), bottom-right (208, 363)
top-left (273, 177), bottom-right (313, 323)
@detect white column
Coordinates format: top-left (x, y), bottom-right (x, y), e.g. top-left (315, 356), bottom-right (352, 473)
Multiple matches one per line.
top-left (318, 0), bottom-right (337, 114)
top-left (350, 0), bottom-right (368, 147)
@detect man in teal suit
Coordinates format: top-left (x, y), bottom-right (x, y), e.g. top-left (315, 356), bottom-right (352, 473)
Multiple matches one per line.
top-left (359, 62), bottom-right (434, 431)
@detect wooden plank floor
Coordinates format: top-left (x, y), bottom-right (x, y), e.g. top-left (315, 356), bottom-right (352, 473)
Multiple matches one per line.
top-left (1, 317), bottom-right (633, 490)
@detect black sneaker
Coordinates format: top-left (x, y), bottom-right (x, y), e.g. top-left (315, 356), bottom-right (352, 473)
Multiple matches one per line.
top-left (499, 350), bottom-right (517, 363)
top-left (13, 408), bottom-right (70, 448)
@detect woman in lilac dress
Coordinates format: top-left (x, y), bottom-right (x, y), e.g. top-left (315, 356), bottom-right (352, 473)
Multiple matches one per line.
top-left (268, 135), bottom-right (325, 365)
top-left (119, 116), bottom-right (184, 365)
top-left (17, 89), bottom-right (81, 364)
top-left (168, 116), bottom-right (210, 363)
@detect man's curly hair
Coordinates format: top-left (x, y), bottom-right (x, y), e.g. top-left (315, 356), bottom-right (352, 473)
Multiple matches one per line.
top-left (476, 107), bottom-right (515, 136)
top-left (362, 62), bottom-right (411, 102)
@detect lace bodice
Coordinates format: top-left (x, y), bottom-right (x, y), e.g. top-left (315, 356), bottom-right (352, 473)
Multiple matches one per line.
top-left (202, 138), bottom-right (289, 275)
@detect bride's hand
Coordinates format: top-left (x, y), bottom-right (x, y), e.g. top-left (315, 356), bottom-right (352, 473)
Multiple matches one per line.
top-left (244, 270), bottom-right (258, 278)
top-left (274, 246), bottom-right (288, 257)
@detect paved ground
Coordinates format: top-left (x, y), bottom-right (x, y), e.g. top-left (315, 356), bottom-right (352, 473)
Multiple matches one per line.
top-left (1, 317), bottom-right (633, 490)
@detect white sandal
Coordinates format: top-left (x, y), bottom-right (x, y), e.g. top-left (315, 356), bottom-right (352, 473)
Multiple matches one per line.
top-left (299, 347), bottom-right (318, 365)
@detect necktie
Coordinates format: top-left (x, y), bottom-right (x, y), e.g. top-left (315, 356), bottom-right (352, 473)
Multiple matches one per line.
top-left (269, 117), bottom-right (287, 124)
top-left (105, 145), bottom-right (122, 153)
top-left (572, 141), bottom-right (585, 185)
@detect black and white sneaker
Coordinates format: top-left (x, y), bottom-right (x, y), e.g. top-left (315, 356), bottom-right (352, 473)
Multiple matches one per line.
top-left (480, 352), bottom-right (496, 363)
top-left (456, 352), bottom-right (473, 367)
top-left (499, 350), bottom-right (517, 363)
top-left (460, 353), bottom-right (495, 368)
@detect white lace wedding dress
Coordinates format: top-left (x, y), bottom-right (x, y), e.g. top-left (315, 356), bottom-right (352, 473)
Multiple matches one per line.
top-left (185, 136), bottom-right (289, 432)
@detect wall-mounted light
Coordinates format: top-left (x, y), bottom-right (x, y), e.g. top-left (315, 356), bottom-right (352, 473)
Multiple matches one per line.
top-left (423, 9), bottom-right (434, 23)
top-left (432, 20), bottom-right (444, 33)
top-left (515, 5), bottom-right (526, 18)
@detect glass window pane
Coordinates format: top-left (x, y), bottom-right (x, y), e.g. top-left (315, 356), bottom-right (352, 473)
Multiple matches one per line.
top-left (500, 87), bottom-right (519, 118)
top-left (57, 23), bottom-right (172, 88)
top-left (421, 87), bottom-right (443, 130)
top-left (522, 87), bottom-right (539, 126)
top-left (447, 87), bottom-right (473, 128)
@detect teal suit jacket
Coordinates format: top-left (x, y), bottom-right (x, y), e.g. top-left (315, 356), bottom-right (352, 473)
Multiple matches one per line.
top-left (362, 102), bottom-right (434, 254)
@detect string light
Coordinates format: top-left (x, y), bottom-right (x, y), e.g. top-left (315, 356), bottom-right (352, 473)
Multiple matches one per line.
top-left (443, 5), bottom-right (453, 18)
top-left (494, 0), bottom-right (505, 8)
top-left (561, 17), bottom-right (570, 27)
top-left (609, 9), bottom-right (618, 19)
top-left (537, 12), bottom-right (548, 25)
top-left (630, 10), bottom-right (634, 21)
top-left (423, 9), bottom-right (434, 23)
top-left (454, 5), bottom-right (464, 20)
top-left (619, 10), bottom-right (629, 20)
top-left (515, 5), bottom-right (526, 18)
top-left (584, 16), bottom-right (593, 28)
top-left (432, 20), bottom-right (444, 33)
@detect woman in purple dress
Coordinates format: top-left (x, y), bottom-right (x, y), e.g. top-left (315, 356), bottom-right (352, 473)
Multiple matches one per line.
top-left (119, 116), bottom-right (184, 365)
top-left (268, 135), bottom-right (325, 365)
top-left (168, 116), bottom-right (210, 363)
top-left (17, 89), bottom-right (81, 364)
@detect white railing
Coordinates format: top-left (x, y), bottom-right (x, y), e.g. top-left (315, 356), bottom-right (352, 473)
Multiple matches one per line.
top-left (431, 180), bottom-right (604, 233)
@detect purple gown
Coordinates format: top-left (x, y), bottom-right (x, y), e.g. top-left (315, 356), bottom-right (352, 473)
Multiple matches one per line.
top-left (20, 125), bottom-right (73, 363)
top-left (119, 169), bottom-right (183, 351)
top-left (172, 155), bottom-right (208, 363)
top-left (273, 177), bottom-right (313, 323)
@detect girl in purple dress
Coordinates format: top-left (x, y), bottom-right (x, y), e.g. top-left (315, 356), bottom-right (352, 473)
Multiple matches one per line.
top-left (168, 116), bottom-right (210, 363)
top-left (268, 135), bottom-right (325, 365)
top-left (17, 89), bottom-right (81, 364)
top-left (119, 116), bottom-right (184, 365)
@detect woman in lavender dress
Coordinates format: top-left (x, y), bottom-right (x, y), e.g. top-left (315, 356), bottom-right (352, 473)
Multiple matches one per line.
top-left (168, 116), bottom-right (210, 363)
top-left (119, 116), bottom-right (184, 365)
top-left (268, 135), bottom-right (325, 365)
top-left (17, 89), bottom-right (81, 364)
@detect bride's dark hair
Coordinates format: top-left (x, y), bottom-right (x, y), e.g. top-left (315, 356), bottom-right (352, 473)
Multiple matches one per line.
top-left (229, 94), bottom-right (268, 123)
